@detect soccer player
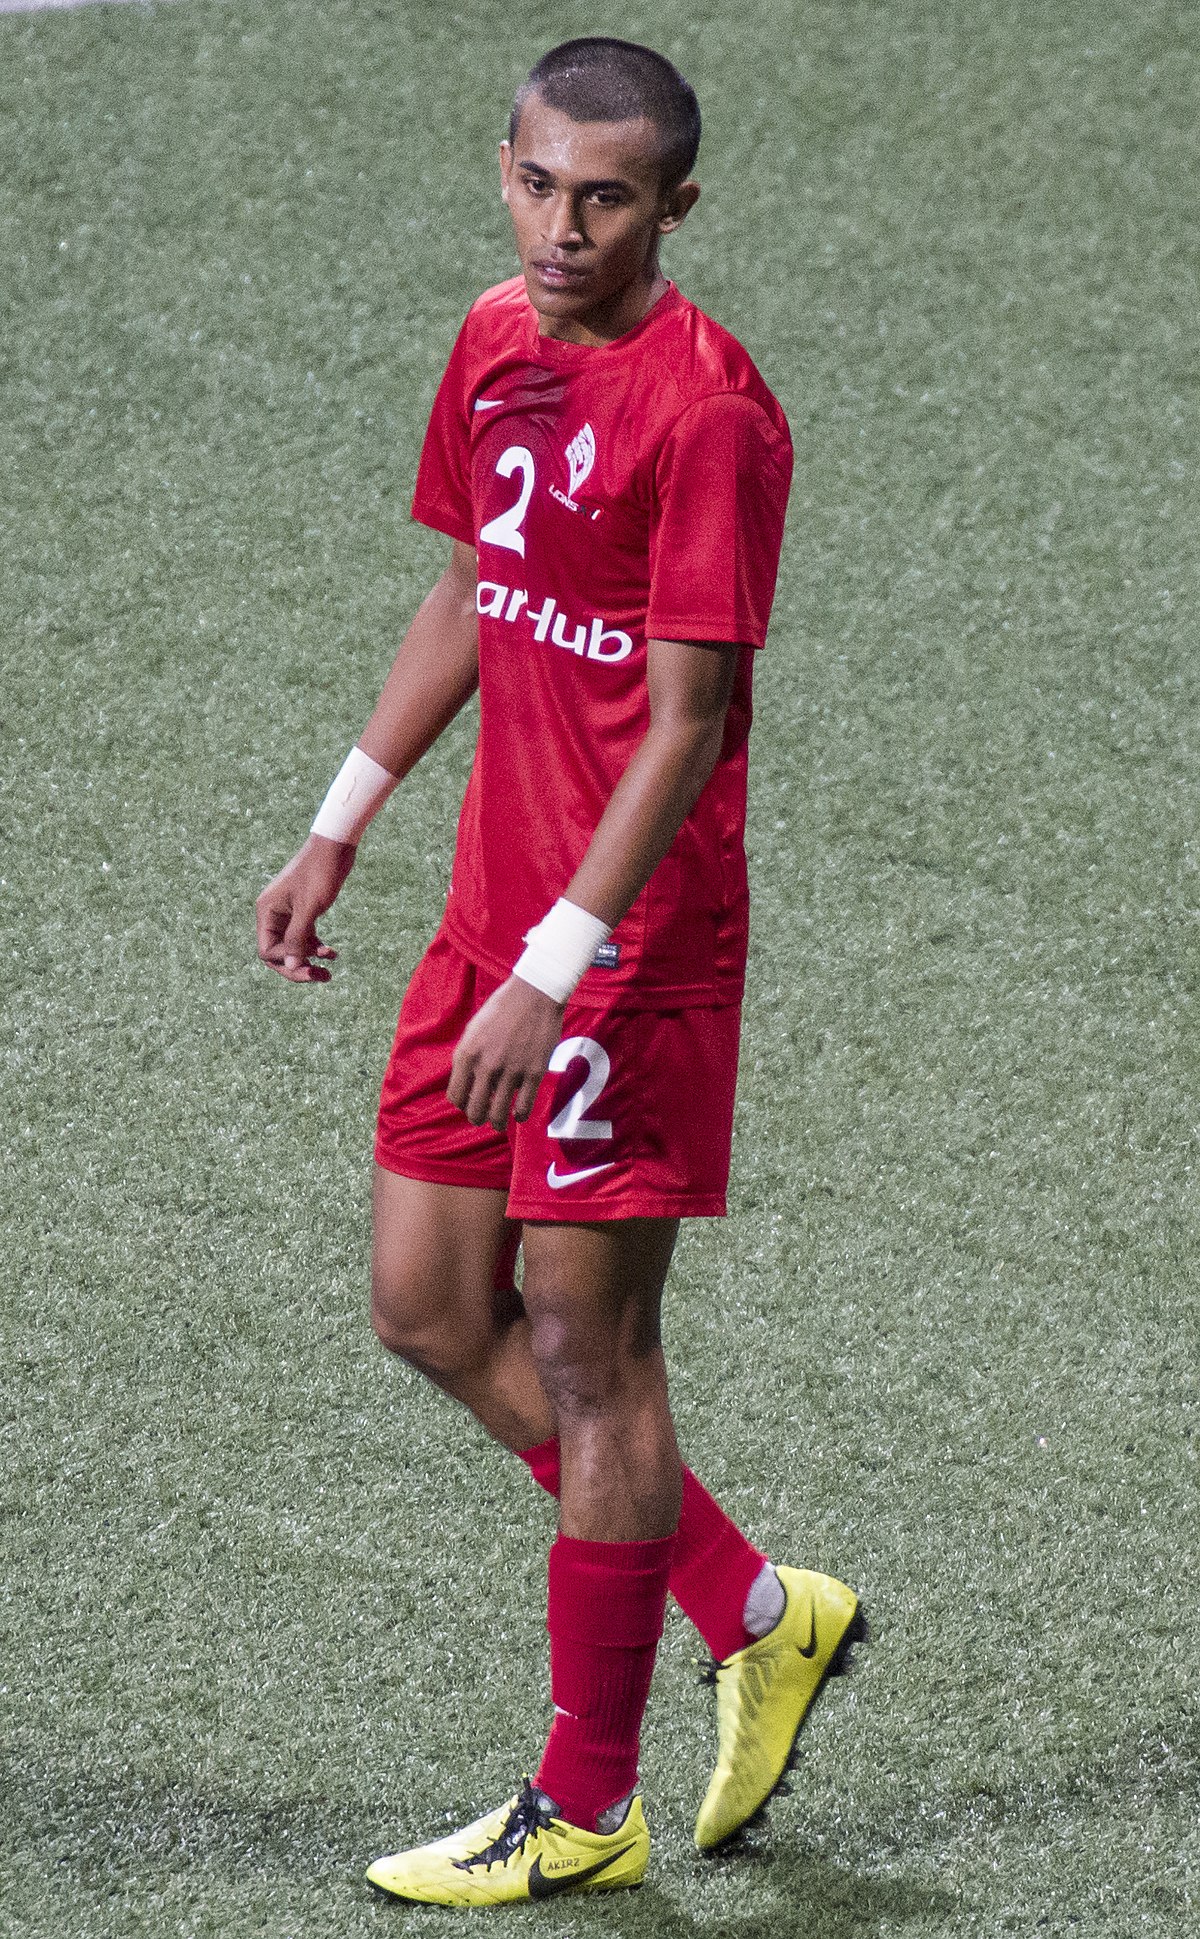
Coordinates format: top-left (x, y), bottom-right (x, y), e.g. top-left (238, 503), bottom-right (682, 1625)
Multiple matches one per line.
top-left (256, 36), bottom-right (862, 1906)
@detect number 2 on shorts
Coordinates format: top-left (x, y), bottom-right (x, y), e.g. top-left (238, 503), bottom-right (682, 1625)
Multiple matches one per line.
top-left (547, 1036), bottom-right (612, 1141)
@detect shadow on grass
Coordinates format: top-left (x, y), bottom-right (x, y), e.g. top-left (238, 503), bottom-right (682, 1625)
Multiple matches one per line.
top-left (4, 1757), bottom-right (954, 1933)
top-left (565, 1854), bottom-right (955, 1939)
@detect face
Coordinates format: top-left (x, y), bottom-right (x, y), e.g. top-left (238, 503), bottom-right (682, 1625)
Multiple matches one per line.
top-left (500, 90), bottom-right (699, 346)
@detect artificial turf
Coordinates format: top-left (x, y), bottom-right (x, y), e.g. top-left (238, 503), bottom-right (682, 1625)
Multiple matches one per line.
top-left (2, 1), bottom-right (1197, 1933)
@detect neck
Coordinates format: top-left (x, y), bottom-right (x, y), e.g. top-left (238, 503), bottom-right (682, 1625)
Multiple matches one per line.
top-left (537, 264), bottom-right (669, 348)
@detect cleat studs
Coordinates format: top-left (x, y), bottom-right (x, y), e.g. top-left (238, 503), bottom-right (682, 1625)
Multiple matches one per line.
top-left (828, 1605), bottom-right (868, 1677)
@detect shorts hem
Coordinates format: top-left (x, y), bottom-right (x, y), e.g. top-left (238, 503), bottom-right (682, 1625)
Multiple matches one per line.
top-left (373, 1145), bottom-right (511, 1194)
top-left (508, 1193), bottom-right (728, 1223)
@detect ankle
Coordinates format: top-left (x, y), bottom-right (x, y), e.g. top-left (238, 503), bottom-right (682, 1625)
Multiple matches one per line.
top-left (742, 1560), bottom-right (786, 1639)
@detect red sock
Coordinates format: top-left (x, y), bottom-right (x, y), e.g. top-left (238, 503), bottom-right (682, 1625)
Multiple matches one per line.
top-left (518, 1440), bottom-right (766, 1663)
top-left (534, 1533), bottom-right (674, 1831)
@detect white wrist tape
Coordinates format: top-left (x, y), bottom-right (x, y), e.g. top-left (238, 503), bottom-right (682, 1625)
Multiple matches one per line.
top-left (513, 898), bottom-right (612, 1005)
top-left (311, 746), bottom-right (398, 845)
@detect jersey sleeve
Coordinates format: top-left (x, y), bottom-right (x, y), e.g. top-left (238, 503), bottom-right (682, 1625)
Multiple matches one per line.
top-left (646, 392), bottom-right (793, 649)
top-left (411, 314), bottom-right (476, 546)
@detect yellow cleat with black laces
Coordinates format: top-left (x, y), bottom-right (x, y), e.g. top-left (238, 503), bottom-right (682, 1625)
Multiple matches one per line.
top-left (694, 1565), bottom-right (865, 1851)
top-left (367, 1782), bottom-right (649, 1905)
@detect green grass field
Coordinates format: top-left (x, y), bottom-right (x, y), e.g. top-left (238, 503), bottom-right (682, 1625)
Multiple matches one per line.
top-left (3, 0), bottom-right (1198, 1932)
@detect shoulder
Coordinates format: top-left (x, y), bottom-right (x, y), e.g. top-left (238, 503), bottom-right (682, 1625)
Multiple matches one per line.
top-left (648, 291), bottom-right (792, 449)
top-left (458, 275), bottom-right (530, 350)
top-left (432, 277), bottom-right (530, 416)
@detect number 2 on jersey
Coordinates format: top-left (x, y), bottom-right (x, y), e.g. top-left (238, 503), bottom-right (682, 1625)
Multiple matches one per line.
top-left (479, 445), bottom-right (535, 557)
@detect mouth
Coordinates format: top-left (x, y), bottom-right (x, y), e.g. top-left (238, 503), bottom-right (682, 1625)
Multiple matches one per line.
top-left (530, 258), bottom-right (591, 291)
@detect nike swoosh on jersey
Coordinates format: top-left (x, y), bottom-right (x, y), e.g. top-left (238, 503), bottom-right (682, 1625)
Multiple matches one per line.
top-left (473, 395), bottom-right (506, 411)
top-left (546, 1161), bottom-right (616, 1190)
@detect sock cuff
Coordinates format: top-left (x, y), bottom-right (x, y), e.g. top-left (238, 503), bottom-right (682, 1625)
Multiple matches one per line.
top-left (669, 1468), bottom-right (767, 1659)
top-left (548, 1533), bottom-right (675, 1648)
top-left (516, 1436), bottom-right (561, 1495)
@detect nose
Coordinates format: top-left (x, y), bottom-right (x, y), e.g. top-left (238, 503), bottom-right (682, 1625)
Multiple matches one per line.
top-left (543, 191), bottom-right (585, 249)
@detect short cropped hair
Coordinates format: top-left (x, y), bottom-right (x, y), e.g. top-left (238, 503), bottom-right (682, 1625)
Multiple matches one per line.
top-left (510, 37), bottom-right (701, 190)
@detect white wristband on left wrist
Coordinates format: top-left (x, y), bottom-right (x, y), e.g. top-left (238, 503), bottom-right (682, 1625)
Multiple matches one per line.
top-left (513, 898), bottom-right (612, 1005)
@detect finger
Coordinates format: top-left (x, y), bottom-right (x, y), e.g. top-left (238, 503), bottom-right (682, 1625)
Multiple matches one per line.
top-left (449, 1047), bottom-right (497, 1124)
top-left (511, 1070), bottom-right (542, 1124)
top-left (485, 1071), bottom-right (523, 1132)
top-left (465, 1062), bottom-right (508, 1129)
top-left (280, 917), bottom-right (324, 972)
top-left (260, 955), bottom-right (331, 983)
top-left (272, 954), bottom-right (332, 983)
top-left (468, 1067), bottom-right (504, 1128)
top-left (256, 899), bottom-right (290, 964)
top-left (259, 934), bottom-right (300, 973)
top-left (446, 1045), bottom-right (473, 1116)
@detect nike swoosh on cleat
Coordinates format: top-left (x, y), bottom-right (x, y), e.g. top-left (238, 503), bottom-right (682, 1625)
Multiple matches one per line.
top-left (528, 1844), bottom-right (638, 1900)
top-left (546, 1161), bottom-right (615, 1189)
top-left (796, 1609), bottom-right (819, 1659)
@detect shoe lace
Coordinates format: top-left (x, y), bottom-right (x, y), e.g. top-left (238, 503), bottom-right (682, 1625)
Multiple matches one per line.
top-left (454, 1781), bottom-right (551, 1873)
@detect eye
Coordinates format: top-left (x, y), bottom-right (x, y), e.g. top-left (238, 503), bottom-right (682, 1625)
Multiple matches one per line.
top-left (589, 190), bottom-right (624, 209)
top-left (522, 174), bottom-right (551, 197)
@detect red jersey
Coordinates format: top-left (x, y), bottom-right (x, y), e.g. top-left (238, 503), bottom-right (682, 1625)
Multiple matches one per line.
top-left (411, 276), bottom-right (793, 1008)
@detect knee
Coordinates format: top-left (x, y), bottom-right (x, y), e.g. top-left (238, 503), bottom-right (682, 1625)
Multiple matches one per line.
top-left (527, 1280), bottom-right (669, 1420)
top-left (370, 1258), bottom-right (521, 1386)
top-left (370, 1262), bottom-right (462, 1378)
top-left (527, 1300), bottom-right (619, 1419)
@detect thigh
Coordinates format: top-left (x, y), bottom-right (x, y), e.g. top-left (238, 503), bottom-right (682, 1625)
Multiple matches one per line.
top-left (372, 1165), bottom-right (521, 1340)
top-left (507, 1002), bottom-right (742, 1223)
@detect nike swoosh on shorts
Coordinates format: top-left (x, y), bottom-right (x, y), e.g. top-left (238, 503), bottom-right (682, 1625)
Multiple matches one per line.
top-left (473, 396), bottom-right (505, 410)
top-left (545, 1161), bottom-right (615, 1190)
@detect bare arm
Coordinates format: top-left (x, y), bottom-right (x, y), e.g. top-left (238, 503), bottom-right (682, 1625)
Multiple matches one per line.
top-left (563, 637), bottom-right (738, 924)
top-left (448, 637), bottom-right (739, 1126)
top-left (255, 539), bottom-right (478, 982)
top-left (356, 539), bottom-right (480, 777)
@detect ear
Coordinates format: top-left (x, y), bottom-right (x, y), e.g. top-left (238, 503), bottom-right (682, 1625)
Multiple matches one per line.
top-left (658, 179), bottom-right (701, 235)
top-left (499, 139), bottom-right (513, 205)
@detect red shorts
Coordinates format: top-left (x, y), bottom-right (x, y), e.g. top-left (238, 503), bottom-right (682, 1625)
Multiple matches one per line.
top-left (375, 929), bottom-right (741, 1221)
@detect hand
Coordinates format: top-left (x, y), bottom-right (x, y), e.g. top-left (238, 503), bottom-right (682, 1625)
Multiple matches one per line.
top-left (255, 834), bottom-right (357, 982)
top-left (448, 975), bottom-right (565, 1129)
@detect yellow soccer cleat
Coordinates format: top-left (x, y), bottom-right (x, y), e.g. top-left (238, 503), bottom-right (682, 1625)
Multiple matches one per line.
top-left (694, 1565), bottom-right (865, 1851)
top-left (366, 1781), bottom-right (649, 1905)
